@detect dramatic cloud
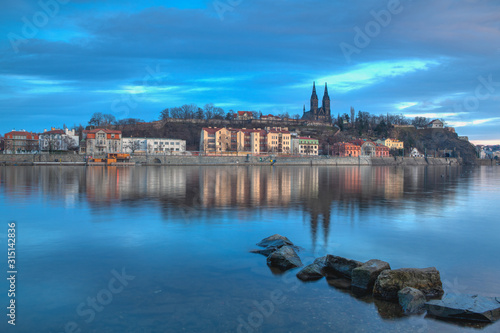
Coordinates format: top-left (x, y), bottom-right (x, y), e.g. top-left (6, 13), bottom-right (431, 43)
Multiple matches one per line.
top-left (1, 0), bottom-right (499, 142)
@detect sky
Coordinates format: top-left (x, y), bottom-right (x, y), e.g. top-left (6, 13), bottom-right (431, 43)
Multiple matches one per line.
top-left (1, 0), bottom-right (499, 144)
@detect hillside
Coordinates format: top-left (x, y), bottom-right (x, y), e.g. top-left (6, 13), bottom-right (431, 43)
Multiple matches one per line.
top-left (117, 120), bottom-right (477, 163)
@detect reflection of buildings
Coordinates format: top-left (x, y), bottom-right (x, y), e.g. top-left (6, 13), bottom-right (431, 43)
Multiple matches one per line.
top-left (199, 167), bottom-right (294, 208)
top-left (85, 167), bottom-right (187, 205)
top-left (1, 165), bottom-right (467, 248)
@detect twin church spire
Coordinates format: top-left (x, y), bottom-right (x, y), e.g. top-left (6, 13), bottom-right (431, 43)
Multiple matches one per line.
top-left (303, 81), bottom-right (331, 122)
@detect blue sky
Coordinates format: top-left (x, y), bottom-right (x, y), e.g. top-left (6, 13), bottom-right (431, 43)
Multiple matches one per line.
top-left (1, 0), bottom-right (499, 143)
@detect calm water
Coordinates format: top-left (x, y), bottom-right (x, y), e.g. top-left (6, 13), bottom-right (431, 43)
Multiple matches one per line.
top-left (0, 165), bottom-right (499, 333)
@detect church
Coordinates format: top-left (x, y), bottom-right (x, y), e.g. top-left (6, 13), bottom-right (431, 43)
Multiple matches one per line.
top-left (302, 82), bottom-right (331, 122)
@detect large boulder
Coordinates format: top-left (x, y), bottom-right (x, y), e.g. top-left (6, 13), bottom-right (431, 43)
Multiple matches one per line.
top-left (266, 246), bottom-right (302, 271)
top-left (322, 255), bottom-right (363, 279)
top-left (373, 267), bottom-right (444, 301)
top-left (398, 287), bottom-right (426, 314)
top-left (250, 239), bottom-right (291, 256)
top-left (352, 259), bottom-right (391, 294)
top-left (257, 234), bottom-right (293, 248)
top-left (426, 294), bottom-right (500, 323)
top-left (296, 263), bottom-right (324, 281)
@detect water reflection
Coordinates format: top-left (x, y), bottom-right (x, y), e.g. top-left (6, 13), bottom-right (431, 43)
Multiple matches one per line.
top-left (2, 165), bottom-right (469, 243)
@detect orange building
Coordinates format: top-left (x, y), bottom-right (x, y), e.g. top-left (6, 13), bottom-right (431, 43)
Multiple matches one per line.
top-left (334, 140), bottom-right (390, 157)
top-left (333, 142), bottom-right (361, 157)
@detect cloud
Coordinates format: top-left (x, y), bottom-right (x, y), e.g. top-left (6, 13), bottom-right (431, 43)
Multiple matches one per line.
top-left (0, 0), bottom-right (499, 142)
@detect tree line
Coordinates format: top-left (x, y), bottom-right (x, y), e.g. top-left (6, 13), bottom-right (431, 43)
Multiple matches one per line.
top-left (335, 108), bottom-right (443, 137)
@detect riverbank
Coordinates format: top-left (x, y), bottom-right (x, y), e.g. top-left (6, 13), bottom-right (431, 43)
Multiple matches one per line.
top-left (0, 154), bottom-right (465, 166)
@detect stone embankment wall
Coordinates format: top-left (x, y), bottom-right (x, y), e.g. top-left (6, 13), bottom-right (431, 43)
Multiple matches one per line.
top-left (476, 159), bottom-right (497, 166)
top-left (0, 153), bottom-right (85, 164)
top-left (136, 156), bottom-right (460, 166)
top-left (0, 154), bottom-right (464, 166)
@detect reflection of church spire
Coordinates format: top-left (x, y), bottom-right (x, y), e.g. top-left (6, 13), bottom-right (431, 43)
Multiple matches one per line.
top-left (322, 209), bottom-right (331, 248)
top-left (310, 211), bottom-right (319, 252)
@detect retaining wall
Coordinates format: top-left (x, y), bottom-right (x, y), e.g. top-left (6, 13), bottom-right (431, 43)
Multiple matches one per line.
top-left (0, 153), bottom-right (462, 166)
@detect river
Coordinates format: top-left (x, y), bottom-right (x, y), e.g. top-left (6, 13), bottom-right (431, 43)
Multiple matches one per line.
top-left (0, 165), bottom-right (499, 332)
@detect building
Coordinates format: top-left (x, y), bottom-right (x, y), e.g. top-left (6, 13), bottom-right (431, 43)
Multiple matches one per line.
top-left (39, 128), bottom-right (79, 152)
top-left (410, 148), bottom-right (425, 157)
top-left (122, 138), bottom-right (186, 154)
top-left (302, 82), bottom-right (331, 122)
top-left (291, 137), bottom-right (319, 156)
top-left (352, 139), bottom-right (390, 157)
top-left (200, 127), bottom-right (292, 154)
top-left (233, 111), bottom-right (255, 120)
top-left (260, 114), bottom-right (281, 121)
top-left (376, 138), bottom-right (404, 150)
top-left (333, 142), bottom-right (361, 157)
top-left (428, 119), bottom-right (444, 129)
top-left (267, 127), bottom-right (291, 154)
top-left (4, 130), bottom-right (39, 153)
top-left (82, 128), bottom-right (122, 155)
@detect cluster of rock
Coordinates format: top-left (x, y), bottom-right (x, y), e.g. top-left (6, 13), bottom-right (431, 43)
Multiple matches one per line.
top-left (251, 234), bottom-right (500, 324)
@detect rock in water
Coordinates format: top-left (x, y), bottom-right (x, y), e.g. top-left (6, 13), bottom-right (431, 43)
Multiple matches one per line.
top-left (257, 234), bottom-right (294, 248)
top-left (327, 278), bottom-right (352, 290)
top-left (296, 263), bottom-right (324, 281)
top-left (323, 255), bottom-right (363, 279)
top-left (373, 267), bottom-right (444, 301)
top-left (352, 259), bottom-right (391, 294)
top-left (250, 239), bottom-right (291, 256)
top-left (426, 294), bottom-right (500, 323)
top-left (398, 287), bottom-right (426, 314)
top-left (266, 246), bottom-right (302, 271)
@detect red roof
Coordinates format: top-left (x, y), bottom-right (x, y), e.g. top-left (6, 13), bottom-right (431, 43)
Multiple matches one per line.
top-left (83, 128), bottom-right (122, 134)
top-left (202, 128), bottom-right (222, 134)
top-left (298, 137), bottom-right (318, 140)
top-left (42, 129), bottom-right (65, 135)
top-left (4, 131), bottom-right (39, 140)
top-left (237, 111), bottom-right (253, 116)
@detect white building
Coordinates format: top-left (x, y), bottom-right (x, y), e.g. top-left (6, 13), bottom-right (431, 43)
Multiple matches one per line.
top-left (291, 137), bottom-right (319, 156)
top-left (122, 138), bottom-right (186, 154)
top-left (410, 148), bottom-right (425, 157)
top-left (39, 128), bottom-right (79, 152)
top-left (428, 119), bottom-right (444, 129)
top-left (82, 129), bottom-right (122, 155)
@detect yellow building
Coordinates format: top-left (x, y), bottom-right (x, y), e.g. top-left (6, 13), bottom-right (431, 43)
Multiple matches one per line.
top-left (383, 138), bottom-right (404, 150)
top-left (200, 127), bottom-right (293, 154)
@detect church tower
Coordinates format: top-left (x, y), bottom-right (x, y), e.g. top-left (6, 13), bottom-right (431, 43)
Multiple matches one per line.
top-left (310, 82), bottom-right (319, 115)
top-left (322, 83), bottom-right (331, 119)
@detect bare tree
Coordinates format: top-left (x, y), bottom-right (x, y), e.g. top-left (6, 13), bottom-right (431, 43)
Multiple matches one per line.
top-left (214, 107), bottom-right (225, 120)
top-left (62, 136), bottom-right (78, 151)
top-left (170, 107), bottom-right (182, 119)
top-left (204, 103), bottom-right (215, 120)
top-left (88, 112), bottom-right (116, 127)
top-left (412, 116), bottom-right (430, 128)
top-left (123, 140), bottom-right (142, 154)
top-left (160, 108), bottom-right (170, 120)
